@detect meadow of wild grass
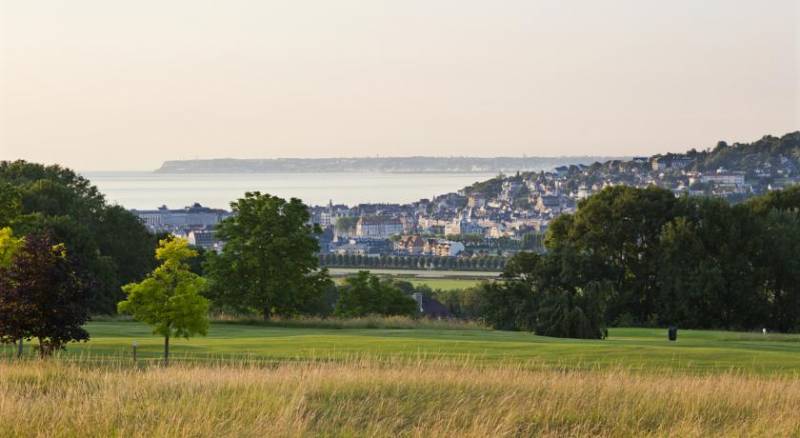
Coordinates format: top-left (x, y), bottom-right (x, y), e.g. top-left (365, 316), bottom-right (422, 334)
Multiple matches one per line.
top-left (2, 323), bottom-right (800, 436)
top-left (1, 358), bottom-right (798, 437)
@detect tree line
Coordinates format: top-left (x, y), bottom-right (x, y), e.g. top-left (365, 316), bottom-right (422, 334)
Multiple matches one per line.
top-left (0, 161), bottom-right (160, 314)
top-left (0, 168), bottom-right (427, 359)
top-left (318, 253), bottom-right (506, 272)
top-left (473, 185), bottom-right (800, 337)
top-left (4, 160), bottom-right (800, 357)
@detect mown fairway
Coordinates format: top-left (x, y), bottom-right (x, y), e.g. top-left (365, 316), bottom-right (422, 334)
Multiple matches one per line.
top-left (4, 322), bottom-right (800, 374)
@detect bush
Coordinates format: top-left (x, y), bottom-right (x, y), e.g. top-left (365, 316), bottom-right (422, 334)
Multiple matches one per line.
top-left (475, 252), bottom-right (608, 339)
top-left (334, 271), bottom-right (417, 318)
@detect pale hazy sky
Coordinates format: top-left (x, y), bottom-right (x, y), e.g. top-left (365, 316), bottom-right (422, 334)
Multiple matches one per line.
top-left (1, 1), bottom-right (798, 171)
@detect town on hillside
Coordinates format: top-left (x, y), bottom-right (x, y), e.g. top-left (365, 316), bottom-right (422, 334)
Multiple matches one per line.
top-left (132, 132), bottom-right (800, 267)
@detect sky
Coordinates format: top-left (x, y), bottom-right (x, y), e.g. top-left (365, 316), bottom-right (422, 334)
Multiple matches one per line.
top-left (1, 0), bottom-right (798, 171)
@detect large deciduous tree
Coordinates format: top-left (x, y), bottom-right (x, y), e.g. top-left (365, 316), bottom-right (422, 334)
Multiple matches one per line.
top-left (204, 192), bottom-right (330, 319)
top-left (118, 238), bottom-right (209, 365)
top-left (547, 185), bottom-right (678, 325)
top-left (0, 233), bottom-right (91, 356)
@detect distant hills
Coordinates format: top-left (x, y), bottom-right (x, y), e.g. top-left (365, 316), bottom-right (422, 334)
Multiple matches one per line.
top-left (456, 131), bottom-right (800, 201)
top-left (676, 131), bottom-right (800, 174)
top-left (154, 156), bottom-right (629, 174)
top-left (154, 132), bottom-right (800, 179)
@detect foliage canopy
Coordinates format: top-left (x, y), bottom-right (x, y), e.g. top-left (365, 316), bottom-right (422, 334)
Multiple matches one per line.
top-left (119, 237), bottom-right (209, 363)
top-left (205, 192), bottom-right (331, 319)
top-left (0, 233), bottom-right (90, 355)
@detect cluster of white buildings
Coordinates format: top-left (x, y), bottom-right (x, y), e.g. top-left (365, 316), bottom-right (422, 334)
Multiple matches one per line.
top-left (394, 235), bottom-right (465, 257)
top-left (131, 203), bottom-right (230, 251)
top-left (355, 216), bottom-right (405, 239)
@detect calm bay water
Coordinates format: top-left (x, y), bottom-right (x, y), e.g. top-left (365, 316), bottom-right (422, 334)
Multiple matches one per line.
top-left (81, 172), bottom-right (496, 210)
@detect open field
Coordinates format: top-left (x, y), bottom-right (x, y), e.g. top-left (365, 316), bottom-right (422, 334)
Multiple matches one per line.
top-left (401, 277), bottom-right (484, 290)
top-left (327, 267), bottom-right (500, 279)
top-left (328, 267), bottom-right (495, 290)
top-left (3, 322), bottom-right (800, 374)
top-left (1, 359), bottom-right (799, 437)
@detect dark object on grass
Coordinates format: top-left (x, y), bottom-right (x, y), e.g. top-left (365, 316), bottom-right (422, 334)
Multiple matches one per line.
top-left (668, 326), bottom-right (678, 341)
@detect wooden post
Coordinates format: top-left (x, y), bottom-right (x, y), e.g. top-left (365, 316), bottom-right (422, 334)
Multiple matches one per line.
top-left (132, 341), bottom-right (138, 363)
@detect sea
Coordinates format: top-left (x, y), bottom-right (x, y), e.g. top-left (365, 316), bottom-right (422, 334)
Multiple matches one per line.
top-left (80, 172), bottom-right (497, 210)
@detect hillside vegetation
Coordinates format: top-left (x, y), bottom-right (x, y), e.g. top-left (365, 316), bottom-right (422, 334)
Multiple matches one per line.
top-left (693, 131), bottom-right (800, 173)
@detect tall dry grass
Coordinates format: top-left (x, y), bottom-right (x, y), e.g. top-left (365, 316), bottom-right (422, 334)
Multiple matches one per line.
top-left (0, 358), bottom-right (798, 437)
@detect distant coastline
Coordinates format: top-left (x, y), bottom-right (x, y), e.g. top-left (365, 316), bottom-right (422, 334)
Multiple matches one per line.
top-left (155, 156), bottom-right (629, 174)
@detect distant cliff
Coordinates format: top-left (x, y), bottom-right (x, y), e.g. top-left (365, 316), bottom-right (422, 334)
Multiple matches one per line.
top-left (155, 156), bottom-right (627, 174)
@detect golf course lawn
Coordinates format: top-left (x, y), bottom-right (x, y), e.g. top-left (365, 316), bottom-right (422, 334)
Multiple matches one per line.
top-left (6, 322), bottom-right (799, 374)
top-left (401, 277), bottom-right (485, 290)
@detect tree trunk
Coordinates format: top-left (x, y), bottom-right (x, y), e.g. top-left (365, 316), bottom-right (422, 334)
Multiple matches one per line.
top-left (164, 334), bottom-right (170, 366)
top-left (263, 306), bottom-right (271, 321)
top-left (17, 338), bottom-right (22, 358)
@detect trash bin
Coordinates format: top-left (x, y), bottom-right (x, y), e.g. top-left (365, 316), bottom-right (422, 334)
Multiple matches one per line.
top-left (668, 326), bottom-right (677, 341)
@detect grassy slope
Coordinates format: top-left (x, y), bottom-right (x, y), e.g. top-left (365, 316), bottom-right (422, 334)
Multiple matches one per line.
top-left (5, 322), bottom-right (799, 374)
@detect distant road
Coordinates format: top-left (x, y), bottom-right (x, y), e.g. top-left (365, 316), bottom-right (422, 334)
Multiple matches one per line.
top-left (327, 268), bottom-right (501, 279)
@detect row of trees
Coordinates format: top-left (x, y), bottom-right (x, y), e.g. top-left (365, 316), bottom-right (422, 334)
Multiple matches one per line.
top-left (475, 185), bottom-right (800, 337)
top-left (0, 226), bottom-right (420, 360)
top-left (318, 253), bottom-right (506, 271)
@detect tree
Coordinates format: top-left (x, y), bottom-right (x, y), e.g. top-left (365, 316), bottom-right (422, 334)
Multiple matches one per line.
top-left (1, 161), bottom-right (159, 314)
top-left (118, 238), bottom-right (209, 365)
top-left (334, 216), bottom-right (358, 235)
top-left (0, 227), bottom-right (23, 268)
top-left (0, 228), bottom-right (22, 356)
top-left (0, 182), bottom-right (22, 227)
top-left (0, 227), bottom-right (24, 356)
top-left (204, 192), bottom-right (328, 319)
top-left (476, 251), bottom-right (607, 339)
top-left (334, 271), bottom-right (417, 318)
top-left (754, 210), bottom-right (800, 332)
top-left (746, 185), bottom-right (800, 216)
top-left (546, 186), bottom-right (678, 325)
top-left (0, 233), bottom-right (91, 356)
